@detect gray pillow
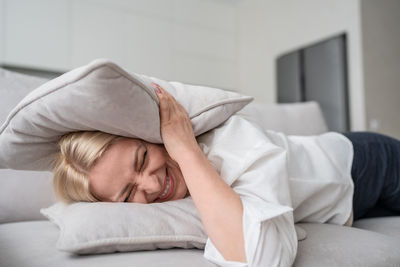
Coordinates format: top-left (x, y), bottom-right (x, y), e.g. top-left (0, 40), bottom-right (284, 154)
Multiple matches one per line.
top-left (40, 198), bottom-right (306, 255)
top-left (0, 59), bottom-right (253, 171)
top-left (40, 198), bottom-right (207, 254)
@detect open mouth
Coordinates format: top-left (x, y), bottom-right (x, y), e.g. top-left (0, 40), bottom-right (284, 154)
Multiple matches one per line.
top-left (157, 168), bottom-right (174, 200)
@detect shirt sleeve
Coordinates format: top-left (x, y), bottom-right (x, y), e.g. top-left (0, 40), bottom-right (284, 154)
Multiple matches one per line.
top-left (203, 140), bottom-right (298, 267)
top-left (203, 198), bottom-right (297, 267)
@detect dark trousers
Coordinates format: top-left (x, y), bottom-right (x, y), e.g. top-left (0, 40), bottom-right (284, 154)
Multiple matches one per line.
top-left (342, 132), bottom-right (400, 221)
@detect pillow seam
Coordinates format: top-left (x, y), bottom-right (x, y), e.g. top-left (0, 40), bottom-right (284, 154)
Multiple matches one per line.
top-left (190, 96), bottom-right (253, 119)
top-left (60, 235), bottom-right (207, 251)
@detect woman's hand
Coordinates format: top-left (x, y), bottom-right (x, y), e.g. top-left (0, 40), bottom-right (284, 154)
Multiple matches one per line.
top-left (153, 82), bottom-right (246, 262)
top-left (152, 83), bottom-right (200, 162)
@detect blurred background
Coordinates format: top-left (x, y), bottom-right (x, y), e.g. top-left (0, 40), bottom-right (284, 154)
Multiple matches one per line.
top-left (0, 0), bottom-right (399, 138)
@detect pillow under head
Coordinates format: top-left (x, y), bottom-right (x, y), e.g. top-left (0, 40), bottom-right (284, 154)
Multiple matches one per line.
top-left (40, 197), bottom-right (208, 254)
top-left (40, 198), bottom-right (306, 255)
top-left (0, 59), bottom-right (253, 171)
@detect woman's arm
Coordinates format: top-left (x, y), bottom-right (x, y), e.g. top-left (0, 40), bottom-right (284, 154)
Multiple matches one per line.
top-left (154, 84), bottom-right (246, 262)
top-left (177, 145), bottom-right (246, 262)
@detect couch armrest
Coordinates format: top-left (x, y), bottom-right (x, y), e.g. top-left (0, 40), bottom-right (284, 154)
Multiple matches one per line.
top-left (237, 101), bottom-right (328, 135)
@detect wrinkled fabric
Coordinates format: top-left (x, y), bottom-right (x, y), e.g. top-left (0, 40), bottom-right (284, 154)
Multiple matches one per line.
top-left (197, 115), bottom-right (354, 266)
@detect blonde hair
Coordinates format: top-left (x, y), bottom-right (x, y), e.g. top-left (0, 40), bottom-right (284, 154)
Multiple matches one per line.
top-left (53, 131), bottom-right (122, 204)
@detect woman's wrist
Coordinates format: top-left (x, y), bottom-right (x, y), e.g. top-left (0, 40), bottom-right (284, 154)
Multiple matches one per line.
top-left (173, 142), bottom-right (204, 165)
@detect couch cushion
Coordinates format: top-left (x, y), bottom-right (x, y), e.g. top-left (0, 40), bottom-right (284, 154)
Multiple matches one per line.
top-left (0, 69), bottom-right (55, 223)
top-left (0, 220), bottom-right (216, 267)
top-left (352, 217), bottom-right (400, 239)
top-left (2, 220), bottom-right (400, 267)
top-left (0, 170), bottom-right (55, 223)
top-left (237, 101), bottom-right (328, 135)
top-left (294, 222), bottom-right (400, 267)
top-left (0, 68), bottom-right (49, 122)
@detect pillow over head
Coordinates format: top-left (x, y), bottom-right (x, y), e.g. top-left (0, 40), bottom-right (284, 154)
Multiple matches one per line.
top-left (0, 59), bottom-right (253, 171)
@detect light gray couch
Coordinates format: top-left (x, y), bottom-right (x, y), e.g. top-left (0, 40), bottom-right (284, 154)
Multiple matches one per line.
top-left (1, 68), bottom-right (400, 267)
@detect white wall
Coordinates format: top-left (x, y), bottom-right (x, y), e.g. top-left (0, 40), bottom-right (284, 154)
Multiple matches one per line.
top-left (0, 0), bottom-right (239, 90)
top-left (2, 0), bottom-right (70, 72)
top-left (0, 0), bottom-right (368, 131)
top-left (361, 0), bottom-right (400, 138)
top-left (0, 0), bottom-right (4, 63)
top-left (236, 0), bottom-right (366, 131)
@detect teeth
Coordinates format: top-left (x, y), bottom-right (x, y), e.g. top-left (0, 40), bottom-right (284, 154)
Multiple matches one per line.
top-left (160, 177), bottom-right (170, 198)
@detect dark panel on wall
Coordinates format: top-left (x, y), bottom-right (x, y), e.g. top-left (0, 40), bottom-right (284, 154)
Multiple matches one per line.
top-left (277, 51), bottom-right (302, 102)
top-left (304, 36), bottom-right (349, 132)
top-left (277, 34), bottom-right (349, 132)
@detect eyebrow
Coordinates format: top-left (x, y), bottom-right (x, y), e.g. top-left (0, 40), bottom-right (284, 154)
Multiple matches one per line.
top-left (115, 142), bottom-right (144, 202)
top-left (134, 142), bottom-right (144, 172)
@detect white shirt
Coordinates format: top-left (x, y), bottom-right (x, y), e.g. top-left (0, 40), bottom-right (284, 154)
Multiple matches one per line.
top-left (196, 115), bottom-right (354, 267)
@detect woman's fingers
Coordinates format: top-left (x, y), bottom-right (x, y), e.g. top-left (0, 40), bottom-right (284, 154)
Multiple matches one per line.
top-left (150, 82), bottom-right (198, 161)
top-left (153, 82), bottom-right (180, 125)
top-left (152, 82), bottom-right (184, 120)
top-left (152, 82), bottom-right (191, 125)
top-left (154, 87), bottom-right (171, 123)
top-left (153, 83), bottom-right (176, 105)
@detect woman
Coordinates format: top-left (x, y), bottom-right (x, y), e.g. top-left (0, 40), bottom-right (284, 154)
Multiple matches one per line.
top-left (53, 83), bottom-right (400, 266)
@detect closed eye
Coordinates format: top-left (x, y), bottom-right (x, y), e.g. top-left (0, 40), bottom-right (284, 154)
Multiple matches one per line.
top-left (125, 146), bottom-right (147, 202)
top-left (141, 149), bottom-right (147, 171)
top-left (124, 185), bottom-right (136, 202)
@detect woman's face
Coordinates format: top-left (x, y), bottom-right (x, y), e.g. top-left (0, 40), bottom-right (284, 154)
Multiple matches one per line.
top-left (88, 138), bottom-right (188, 203)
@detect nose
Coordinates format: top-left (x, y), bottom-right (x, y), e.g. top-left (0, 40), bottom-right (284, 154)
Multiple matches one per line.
top-left (134, 173), bottom-right (163, 203)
